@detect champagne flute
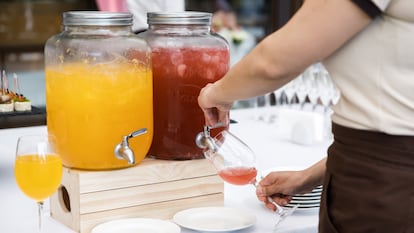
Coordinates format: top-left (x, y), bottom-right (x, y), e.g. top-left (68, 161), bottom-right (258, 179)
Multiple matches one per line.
top-left (196, 126), bottom-right (298, 229)
top-left (14, 134), bottom-right (63, 231)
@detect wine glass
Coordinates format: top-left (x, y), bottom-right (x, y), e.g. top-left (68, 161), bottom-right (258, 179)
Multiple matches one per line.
top-left (196, 126), bottom-right (298, 229)
top-left (14, 134), bottom-right (63, 231)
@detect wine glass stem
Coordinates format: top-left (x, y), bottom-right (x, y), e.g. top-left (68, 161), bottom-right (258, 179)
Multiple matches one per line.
top-left (251, 180), bottom-right (284, 214)
top-left (267, 197), bottom-right (284, 215)
top-left (37, 201), bottom-right (44, 232)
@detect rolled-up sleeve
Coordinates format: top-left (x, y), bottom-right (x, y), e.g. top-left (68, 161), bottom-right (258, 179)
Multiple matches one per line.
top-left (352, 0), bottom-right (391, 18)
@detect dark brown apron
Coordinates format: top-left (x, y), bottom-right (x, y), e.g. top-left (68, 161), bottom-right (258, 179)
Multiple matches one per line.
top-left (319, 123), bottom-right (414, 233)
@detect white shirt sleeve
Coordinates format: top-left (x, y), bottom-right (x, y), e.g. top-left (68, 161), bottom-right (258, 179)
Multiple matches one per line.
top-left (370, 0), bottom-right (392, 10)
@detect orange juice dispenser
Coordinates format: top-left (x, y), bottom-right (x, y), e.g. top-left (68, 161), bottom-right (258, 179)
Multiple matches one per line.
top-left (44, 12), bottom-right (153, 170)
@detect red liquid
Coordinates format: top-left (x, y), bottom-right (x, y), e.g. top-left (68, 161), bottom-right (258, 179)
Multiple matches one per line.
top-left (149, 47), bottom-right (229, 160)
top-left (218, 167), bottom-right (258, 185)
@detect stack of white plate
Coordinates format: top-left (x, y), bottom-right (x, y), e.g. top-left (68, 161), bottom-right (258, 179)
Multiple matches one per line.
top-left (286, 185), bottom-right (322, 209)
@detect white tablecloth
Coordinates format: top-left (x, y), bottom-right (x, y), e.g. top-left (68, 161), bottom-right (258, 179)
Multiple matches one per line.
top-left (0, 107), bottom-right (331, 233)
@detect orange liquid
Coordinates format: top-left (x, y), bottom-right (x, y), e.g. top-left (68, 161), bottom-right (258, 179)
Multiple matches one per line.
top-left (218, 167), bottom-right (257, 185)
top-left (15, 154), bottom-right (63, 202)
top-left (45, 62), bottom-right (153, 169)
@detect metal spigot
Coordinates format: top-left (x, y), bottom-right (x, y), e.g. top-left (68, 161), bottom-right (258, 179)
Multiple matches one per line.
top-left (114, 128), bottom-right (147, 164)
top-left (195, 123), bottom-right (227, 152)
top-left (195, 126), bottom-right (213, 151)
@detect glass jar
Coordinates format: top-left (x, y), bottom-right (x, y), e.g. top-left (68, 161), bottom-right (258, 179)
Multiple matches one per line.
top-left (44, 11), bottom-right (153, 170)
top-left (141, 12), bottom-right (230, 160)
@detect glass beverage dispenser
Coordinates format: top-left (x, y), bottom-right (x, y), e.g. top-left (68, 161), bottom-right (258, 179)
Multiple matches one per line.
top-left (44, 12), bottom-right (153, 170)
top-left (142, 12), bottom-right (230, 160)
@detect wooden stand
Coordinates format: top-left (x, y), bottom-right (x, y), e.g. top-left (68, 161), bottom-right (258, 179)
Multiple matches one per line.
top-left (50, 158), bottom-right (224, 233)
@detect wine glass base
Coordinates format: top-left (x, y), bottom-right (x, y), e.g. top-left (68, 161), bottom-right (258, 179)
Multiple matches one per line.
top-left (273, 205), bottom-right (298, 232)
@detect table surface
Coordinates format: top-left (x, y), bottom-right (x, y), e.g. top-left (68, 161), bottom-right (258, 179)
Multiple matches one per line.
top-left (0, 107), bottom-right (331, 233)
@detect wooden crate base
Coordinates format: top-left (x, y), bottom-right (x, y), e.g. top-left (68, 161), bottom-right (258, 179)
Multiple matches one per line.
top-left (50, 158), bottom-right (224, 233)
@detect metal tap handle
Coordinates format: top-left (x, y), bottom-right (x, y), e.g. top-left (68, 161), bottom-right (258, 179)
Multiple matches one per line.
top-left (203, 125), bottom-right (211, 138)
top-left (128, 128), bottom-right (147, 139)
top-left (203, 122), bottom-right (227, 137)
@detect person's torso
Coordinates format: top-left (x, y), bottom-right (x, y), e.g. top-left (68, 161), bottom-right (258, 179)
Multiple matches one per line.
top-left (323, 0), bottom-right (414, 135)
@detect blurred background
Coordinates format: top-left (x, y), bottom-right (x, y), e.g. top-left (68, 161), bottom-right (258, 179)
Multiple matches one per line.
top-left (0, 0), bottom-right (303, 128)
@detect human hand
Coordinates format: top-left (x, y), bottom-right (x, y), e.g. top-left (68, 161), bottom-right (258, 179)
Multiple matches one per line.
top-left (256, 170), bottom-right (313, 211)
top-left (198, 83), bottom-right (233, 126)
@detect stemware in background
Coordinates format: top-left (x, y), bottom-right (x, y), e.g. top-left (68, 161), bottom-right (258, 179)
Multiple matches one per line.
top-left (281, 82), bottom-right (296, 106)
top-left (257, 92), bottom-right (278, 123)
top-left (273, 88), bottom-right (284, 106)
top-left (196, 127), bottom-right (297, 229)
top-left (316, 70), bottom-right (336, 113)
top-left (304, 66), bottom-right (320, 111)
top-left (290, 74), bottom-right (308, 109)
top-left (14, 134), bottom-right (63, 231)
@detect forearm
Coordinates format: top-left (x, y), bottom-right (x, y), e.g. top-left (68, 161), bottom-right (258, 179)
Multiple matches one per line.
top-left (207, 0), bottom-right (372, 105)
top-left (302, 157), bottom-right (327, 190)
top-left (211, 37), bottom-right (301, 104)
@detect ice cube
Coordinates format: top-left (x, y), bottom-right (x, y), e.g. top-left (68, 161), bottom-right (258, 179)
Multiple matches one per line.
top-left (217, 63), bottom-right (229, 76)
top-left (201, 53), bottom-right (212, 63)
top-left (210, 55), bottom-right (220, 65)
top-left (170, 52), bottom-right (183, 66)
top-left (177, 64), bottom-right (187, 77)
top-left (204, 69), bottom-right (214, 80)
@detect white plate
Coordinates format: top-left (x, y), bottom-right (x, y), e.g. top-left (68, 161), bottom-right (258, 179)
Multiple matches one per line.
top-left (289, 199), bottom-right (321, 205)
top-left (291, 199), bottom-right (320, 203)
top-left (292, 195), bottom-right (321, 201)
top-left (173, 207), bottom-right (256, 232)
top-left (294, 191), bottom-right (322, 196)
top-left (286, 204), bottom-right (320, 212)
top-left (287, 203), bottom-right (320, 208)
top-left (91, 218), bottom-right (181, 233)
